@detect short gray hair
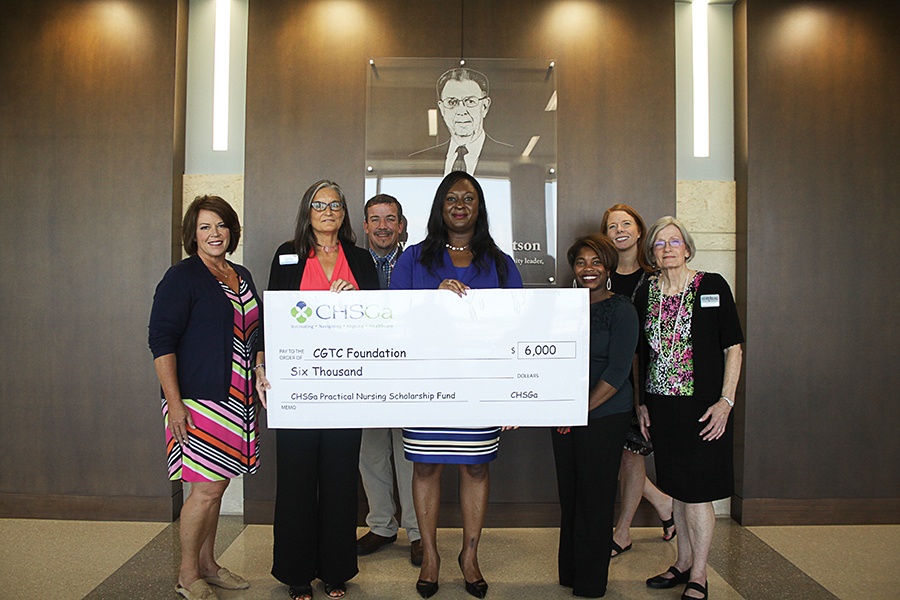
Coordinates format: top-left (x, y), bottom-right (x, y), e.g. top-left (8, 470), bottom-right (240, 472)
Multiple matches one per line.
top-left (436, 68), bottom-right (489, 99)
top-left (644, 216), bottom-right (697, 268)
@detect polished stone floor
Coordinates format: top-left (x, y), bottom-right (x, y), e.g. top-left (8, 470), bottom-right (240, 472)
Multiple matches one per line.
top-left (1, 518), bottom-right (896, 600)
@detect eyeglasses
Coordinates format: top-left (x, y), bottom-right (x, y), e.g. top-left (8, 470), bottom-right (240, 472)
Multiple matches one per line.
top-left (440, 96), bottom-right (486, 109)
top-left (311, 201), bottom-right (344, 212)
top-left (653, 239), bottom-right (684, 250)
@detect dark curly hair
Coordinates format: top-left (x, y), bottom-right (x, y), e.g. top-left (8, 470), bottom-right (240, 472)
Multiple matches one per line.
top-left (566, 233), bottom-right (619, 275)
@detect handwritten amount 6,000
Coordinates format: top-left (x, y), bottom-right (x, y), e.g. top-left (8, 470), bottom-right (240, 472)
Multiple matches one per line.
top-left (514, 341), bottom-right (576, 359)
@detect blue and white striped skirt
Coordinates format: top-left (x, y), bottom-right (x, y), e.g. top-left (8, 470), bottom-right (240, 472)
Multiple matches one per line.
top-left (402, 427), bottom-right (501, 464)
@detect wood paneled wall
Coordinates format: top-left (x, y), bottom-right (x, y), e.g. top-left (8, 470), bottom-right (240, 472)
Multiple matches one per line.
top-left (734, 0), bottom-right (900, 524)
top-left (242, 0), bottom-right (676, 524)
top-left (0, 1), bottom-right (185, 520)
top-left (4, 0), bottom-right (895, 528)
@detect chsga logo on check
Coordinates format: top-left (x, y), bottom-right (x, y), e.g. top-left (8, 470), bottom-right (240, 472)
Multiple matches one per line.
top-left (290, 300), bottom-right (393, 324)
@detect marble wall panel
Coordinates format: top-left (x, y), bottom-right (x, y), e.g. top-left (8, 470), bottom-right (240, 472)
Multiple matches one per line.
top-left (677, 180), bottom-right (736, 290)
top-left (677, 180), bottom-right (736, 232)
top-left (688, 250), bottom-right (736, 291)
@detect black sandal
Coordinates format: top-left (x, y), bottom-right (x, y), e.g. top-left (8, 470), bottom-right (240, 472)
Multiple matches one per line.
top-left (646, 566), bottom-right (691, 589)
top-left (289, 584), bottom-right (313, 600)
top-left (611, 540), bottom-right (632, 557)
top-left (661, 514), bottom-right (677, 541)
top-left (681, 581), bottom-right (708, 600)
top-left (324, 582), bottom-right (346, 599)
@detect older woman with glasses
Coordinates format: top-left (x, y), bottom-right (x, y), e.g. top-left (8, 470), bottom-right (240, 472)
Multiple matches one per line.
top-left (257, 180), bottom-right (379, 600)
top-left (635, 217), bottom-right (743, 600)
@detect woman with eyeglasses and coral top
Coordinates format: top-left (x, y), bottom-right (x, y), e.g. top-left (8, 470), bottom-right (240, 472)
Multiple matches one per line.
top-left (257, 180), bottom-right (379, 600)
top-left (634, 217), bottom-right (743, 600)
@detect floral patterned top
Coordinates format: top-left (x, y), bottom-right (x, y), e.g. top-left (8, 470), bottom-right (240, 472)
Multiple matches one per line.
top-left (645, 272), bottom-right (703, 395)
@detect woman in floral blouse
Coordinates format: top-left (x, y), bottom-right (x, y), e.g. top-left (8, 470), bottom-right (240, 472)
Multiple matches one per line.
top-left (634, 217), bottom-right (743, 600)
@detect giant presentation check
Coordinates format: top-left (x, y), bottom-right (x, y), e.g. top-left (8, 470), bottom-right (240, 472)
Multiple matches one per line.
top-left (264, 288), bottom-right (589, 428)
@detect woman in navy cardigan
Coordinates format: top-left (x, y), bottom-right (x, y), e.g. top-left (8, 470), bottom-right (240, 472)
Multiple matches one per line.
top-left (149, 195), bottom-right (262, 600)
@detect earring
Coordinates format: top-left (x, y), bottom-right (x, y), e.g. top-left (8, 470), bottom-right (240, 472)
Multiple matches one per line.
top-left (606, 277), bottom-right (612, 291)
top-left (572, 279), bottom-right (578, 288)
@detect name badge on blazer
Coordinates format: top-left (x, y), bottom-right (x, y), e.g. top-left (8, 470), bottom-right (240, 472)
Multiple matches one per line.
top-left (700, 294), bottom-right (720, 308)
top-left (279, 254), bottom-right (300, 265)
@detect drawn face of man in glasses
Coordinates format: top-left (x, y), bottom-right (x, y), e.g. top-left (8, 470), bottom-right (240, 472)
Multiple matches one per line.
top-left (438, 75), bottom-right (491, 145)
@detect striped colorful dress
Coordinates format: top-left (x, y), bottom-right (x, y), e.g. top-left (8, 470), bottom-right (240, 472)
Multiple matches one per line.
top-left (162, 275), bottom-right (260, 482)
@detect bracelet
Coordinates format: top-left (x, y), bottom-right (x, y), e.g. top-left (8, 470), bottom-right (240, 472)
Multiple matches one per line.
top-left (720, 396), bottom-right (734, 407)
top-left (253, 364), bottom-right (266, 371)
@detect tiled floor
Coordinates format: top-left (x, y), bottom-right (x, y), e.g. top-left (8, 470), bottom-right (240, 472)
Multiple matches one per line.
top-left (1, 518), bottom-right (896, 599)
top-left (749, 525), bottom-right (900, 600)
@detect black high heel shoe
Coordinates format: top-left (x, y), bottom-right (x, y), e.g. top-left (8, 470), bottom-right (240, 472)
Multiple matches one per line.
top-left (464, 579), bottom-right (488, 599)
top-left (458, 552), bottom-right (488, 599)
top-left (416, 579), bottom-right (439, 599)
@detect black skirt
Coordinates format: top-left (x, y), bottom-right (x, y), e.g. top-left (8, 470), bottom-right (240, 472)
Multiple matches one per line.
top-left (645, 393), bottom-right (734, 503)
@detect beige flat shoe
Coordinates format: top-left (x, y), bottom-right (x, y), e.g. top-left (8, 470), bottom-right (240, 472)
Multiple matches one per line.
top-left (176, 579), bottom-right (219, 600)
top-left (206, 567), bottom-right (250, 590)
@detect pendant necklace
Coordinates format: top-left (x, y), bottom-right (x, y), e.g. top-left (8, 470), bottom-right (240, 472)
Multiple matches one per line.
top-left (203, 259), bottom-right (230, 279)
top-left (656, 273), bottom-right (691, 363)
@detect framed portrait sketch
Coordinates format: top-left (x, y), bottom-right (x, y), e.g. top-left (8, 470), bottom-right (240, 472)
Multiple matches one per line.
top-left (365, 58), bottom-right (558, 286)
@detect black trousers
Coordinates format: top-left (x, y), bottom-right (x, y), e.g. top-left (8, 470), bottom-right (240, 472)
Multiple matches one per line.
top-left (551, 411), bottom-right (631, 598)
top-left (272, 428), bottom-right (362, 586)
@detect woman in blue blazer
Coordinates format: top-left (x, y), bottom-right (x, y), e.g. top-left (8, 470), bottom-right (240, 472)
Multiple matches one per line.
top-left (390, 171), bottom-right (521, 599)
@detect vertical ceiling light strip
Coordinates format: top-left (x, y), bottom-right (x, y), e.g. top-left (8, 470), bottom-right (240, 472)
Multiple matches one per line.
top-left (692, 0), bottom-right (710, 158)
top-left (460, 0), bottom-right (465, 61)
top-left (212, 0), bottom-right (231, 151)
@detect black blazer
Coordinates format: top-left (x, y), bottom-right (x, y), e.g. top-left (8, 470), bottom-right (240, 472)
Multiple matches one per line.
top-left (267, 240), bottom-right (380, 292)
top-left (260, 241), bottom-right (380, 347)
top-left (634, 272), bottom-right (744, 405)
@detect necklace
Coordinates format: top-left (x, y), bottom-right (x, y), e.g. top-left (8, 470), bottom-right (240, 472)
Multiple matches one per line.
top-left (446, 243), bottom-right (470, 252)
top-left (202, 259), bottom-right (230, 279)
top-left (655, 273), bottom-right (691, 363)
top-left (317, 243), bottom-right (339, 254)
